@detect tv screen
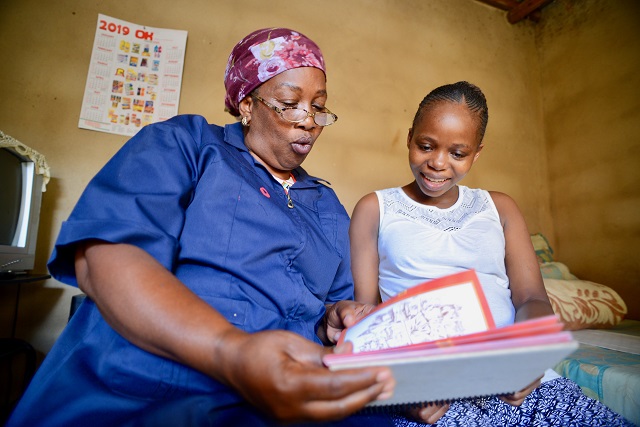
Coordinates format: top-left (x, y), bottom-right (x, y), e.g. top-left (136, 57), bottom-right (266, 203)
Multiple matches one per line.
top-left (0, 148), bottom-right (24, 246)
top-left (0, 145), bottom-right (44, 274)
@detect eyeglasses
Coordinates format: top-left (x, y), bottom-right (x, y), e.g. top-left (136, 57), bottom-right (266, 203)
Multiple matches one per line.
top-left (253, 95), bottom-right (338, 127)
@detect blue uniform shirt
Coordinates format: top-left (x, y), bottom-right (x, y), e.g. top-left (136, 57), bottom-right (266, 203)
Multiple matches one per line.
top-left (9, 115), bottom-right (357, 425)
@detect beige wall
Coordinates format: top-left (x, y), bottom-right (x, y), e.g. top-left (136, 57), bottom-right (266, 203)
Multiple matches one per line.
top-left (536, 0), bottom-right (640, 319)
top-left (0, 0), bottom-right (633, 357)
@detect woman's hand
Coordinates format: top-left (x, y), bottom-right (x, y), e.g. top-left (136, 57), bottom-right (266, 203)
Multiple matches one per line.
top-left (319, 300), bottom-right (377, 345)
top-left (407, 402), bottom-right (450, 424)
top-left (220, 328), bottom-right (395, 422)
top-left (499, 376), bottom-right (542, 406)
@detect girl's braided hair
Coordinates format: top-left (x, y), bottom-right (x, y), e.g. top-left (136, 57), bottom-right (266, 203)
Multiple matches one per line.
top-left (411, 81), bottom-right (489, 143)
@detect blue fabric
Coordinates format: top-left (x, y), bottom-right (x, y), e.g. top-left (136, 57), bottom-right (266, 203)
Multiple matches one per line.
top-left (7, 115), bottom-right (366, 426)
top-left (391, 378), bottom-right (635, 427)
top-left (123, 397), bottom-right (396, 427)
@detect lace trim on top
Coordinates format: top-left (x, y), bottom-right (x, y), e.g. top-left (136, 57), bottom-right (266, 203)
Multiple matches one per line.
top-left (381, 186), bottom-right (492, 232)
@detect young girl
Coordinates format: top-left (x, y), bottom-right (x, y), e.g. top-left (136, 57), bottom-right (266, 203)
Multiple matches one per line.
top-left (349, 81), bottom-right (633, 426)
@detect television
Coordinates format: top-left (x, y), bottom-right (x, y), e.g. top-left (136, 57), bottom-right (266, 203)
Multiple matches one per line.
top-left (0, 142), bottom-right (45, 276)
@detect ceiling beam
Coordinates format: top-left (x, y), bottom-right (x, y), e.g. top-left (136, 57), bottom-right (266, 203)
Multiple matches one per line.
top-left (474, 0), bottom-right (541, 22)
top-left (476, 0), bottom-right (520, 10)
top-left (507, 0), bottom-right (554, 23)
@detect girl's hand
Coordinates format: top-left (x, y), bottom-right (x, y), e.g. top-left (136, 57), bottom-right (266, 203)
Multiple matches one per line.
top-left (319, 300), bottom-right (376, 345)
top-left (499, 376), bottom-right (542, 406)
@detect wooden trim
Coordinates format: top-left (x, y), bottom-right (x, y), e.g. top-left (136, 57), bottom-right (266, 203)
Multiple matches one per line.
top-left (474, 0), bottom-right (541, 22)
top-left (507, 0), bottom-right (554, 23)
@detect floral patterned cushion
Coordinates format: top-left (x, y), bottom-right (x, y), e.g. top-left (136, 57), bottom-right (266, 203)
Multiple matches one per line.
top-left (543, 278), bottom-right (628, 331)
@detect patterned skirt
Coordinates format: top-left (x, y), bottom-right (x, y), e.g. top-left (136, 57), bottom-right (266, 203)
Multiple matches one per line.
top-left (391, 378), bottom-right (635, 427)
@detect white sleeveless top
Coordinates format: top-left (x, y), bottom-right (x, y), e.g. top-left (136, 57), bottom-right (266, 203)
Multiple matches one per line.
top-left (375, 186), bottom-right (562, 382)
top-left (375, 186), bottom-right (515, 328)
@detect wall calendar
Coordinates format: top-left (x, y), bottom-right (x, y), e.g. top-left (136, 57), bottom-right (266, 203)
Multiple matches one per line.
top-left (79, 14), bottom-right (188, 136)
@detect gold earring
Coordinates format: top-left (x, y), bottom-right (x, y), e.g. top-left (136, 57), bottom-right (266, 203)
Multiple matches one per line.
top-left (241, 116), bottom-right (249, 127)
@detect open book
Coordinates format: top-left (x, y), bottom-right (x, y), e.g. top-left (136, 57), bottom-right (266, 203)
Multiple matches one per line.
top-left (323, 270), bottom-right (578, 408)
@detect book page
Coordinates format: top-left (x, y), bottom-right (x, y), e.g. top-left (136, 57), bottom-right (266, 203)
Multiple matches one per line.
top-left (343, 270), bottom-right (494, 352)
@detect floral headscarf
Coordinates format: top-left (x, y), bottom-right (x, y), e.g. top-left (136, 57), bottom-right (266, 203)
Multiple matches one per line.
top-left (224, 28), bottom-right (326, 117)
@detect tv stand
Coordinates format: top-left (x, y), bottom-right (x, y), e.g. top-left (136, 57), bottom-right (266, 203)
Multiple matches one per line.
top-left (0, 273), bottom-right (50, 422)
top-left (0, 271), bottom-right (29, 281)
top-left (0, 272), bottom-right (49, 284)
top-left (0, 273), bottom-right (51, 339)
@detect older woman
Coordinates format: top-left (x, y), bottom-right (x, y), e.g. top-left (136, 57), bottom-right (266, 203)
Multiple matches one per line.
top-left (7, 28), bottom-right (397, 427)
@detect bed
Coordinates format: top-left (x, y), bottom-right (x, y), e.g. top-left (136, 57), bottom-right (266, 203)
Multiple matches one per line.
top-left (554, 321), bottom-right (640, 425)
top-left (531, 234), bottom-right (640, 425)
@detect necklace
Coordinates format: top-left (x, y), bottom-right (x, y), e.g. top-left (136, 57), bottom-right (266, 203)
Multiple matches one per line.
top-left (274, 173), bottom-right (296, 208)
